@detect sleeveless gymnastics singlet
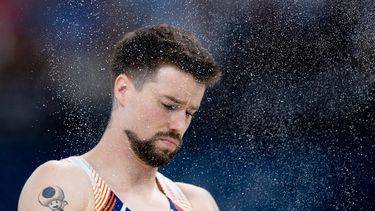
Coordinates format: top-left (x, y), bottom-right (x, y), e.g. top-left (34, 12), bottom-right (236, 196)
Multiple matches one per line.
top-left (65, 156), bottom-right (193, 211)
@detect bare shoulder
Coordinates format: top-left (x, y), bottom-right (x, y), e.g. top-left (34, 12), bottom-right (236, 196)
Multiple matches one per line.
top-left (176, 182), bottom-right (219, 211)
top-left (18, 159), bottom-right (93, 211)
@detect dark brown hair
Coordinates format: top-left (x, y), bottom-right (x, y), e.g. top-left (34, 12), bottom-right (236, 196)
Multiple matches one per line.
top-left (111, 24), bottom-right (221, 88)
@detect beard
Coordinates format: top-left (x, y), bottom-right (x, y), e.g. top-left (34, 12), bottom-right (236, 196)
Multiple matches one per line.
top-left (124, 130), bottom-right (182, 167)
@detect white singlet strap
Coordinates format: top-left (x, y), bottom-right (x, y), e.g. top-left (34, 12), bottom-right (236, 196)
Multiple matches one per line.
top-left (156, 172), bottom-right (194, 211)
top-left (64, 156), bottom-right (93, 181)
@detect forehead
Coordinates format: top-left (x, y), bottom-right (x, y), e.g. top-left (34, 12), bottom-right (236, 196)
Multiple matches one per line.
top-left (147, 65), bottom-right (206, 104)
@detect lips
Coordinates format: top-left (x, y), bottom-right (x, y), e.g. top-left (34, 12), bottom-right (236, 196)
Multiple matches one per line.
top-left (159, 137), bottom-right (178, 147)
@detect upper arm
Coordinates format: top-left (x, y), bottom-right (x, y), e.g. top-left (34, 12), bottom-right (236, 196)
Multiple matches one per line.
top-left (176, 182), bottom-right (219, 211)
top-left (18, 160), bottom-right (92, 211)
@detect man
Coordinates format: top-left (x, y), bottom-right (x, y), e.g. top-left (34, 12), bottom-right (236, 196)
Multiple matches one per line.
top-left (19, 24), bottom-right (221, 211)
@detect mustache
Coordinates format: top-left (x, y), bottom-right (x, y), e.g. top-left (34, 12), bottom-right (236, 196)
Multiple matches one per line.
top-left (152, 131), bottom-right (182, 143)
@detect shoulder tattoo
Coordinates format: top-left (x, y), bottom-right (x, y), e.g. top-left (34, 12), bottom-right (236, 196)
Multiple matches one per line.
top-left (38, 186), bottom-right (68, 211)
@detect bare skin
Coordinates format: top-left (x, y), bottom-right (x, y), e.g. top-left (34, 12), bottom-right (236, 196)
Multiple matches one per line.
top-left (18, 64), bottom-right (219, 211)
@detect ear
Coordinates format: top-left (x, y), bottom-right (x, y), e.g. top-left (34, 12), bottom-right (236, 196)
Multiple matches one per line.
top-left (113, 74), bottom-right (132, 107)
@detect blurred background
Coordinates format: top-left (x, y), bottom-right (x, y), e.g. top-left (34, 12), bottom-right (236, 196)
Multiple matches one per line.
top-left (1, 0), bottom-right (374, 210)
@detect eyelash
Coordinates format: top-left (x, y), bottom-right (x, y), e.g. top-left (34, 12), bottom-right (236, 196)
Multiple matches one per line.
top-left (162, 103), bottom-right (194, 117)
top-left (162, 103), bottom-right (178, 111)
top-left (186, 111), bottom-right (194, 117)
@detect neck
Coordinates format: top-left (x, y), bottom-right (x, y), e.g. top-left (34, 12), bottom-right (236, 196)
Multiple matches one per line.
top-left (82, 126), bottom-right (159, 193)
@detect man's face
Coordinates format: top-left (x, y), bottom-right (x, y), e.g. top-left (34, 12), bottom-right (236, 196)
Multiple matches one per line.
top-left (120, 64), bottom-right (205, 167)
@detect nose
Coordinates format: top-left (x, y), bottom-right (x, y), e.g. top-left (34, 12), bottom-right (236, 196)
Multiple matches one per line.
top-left (168, 110), bottom-right (189, 134)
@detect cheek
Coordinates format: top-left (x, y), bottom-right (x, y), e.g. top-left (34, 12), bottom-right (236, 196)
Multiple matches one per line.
top-left (134, 102), bottom-right (167, 128)
top-left (144, 107), bottom-right (167, 126)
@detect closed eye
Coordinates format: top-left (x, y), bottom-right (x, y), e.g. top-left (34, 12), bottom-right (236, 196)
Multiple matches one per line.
top-left (162, 103), bottom-right (179, 111)
top-left (186, 111), bottom-right (194, 117)
top-left (162, 102), bottom-right (196, 118)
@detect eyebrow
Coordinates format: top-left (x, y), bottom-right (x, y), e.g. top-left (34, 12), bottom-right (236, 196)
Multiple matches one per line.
top-left (163, 95), bottom-right (200, 111)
